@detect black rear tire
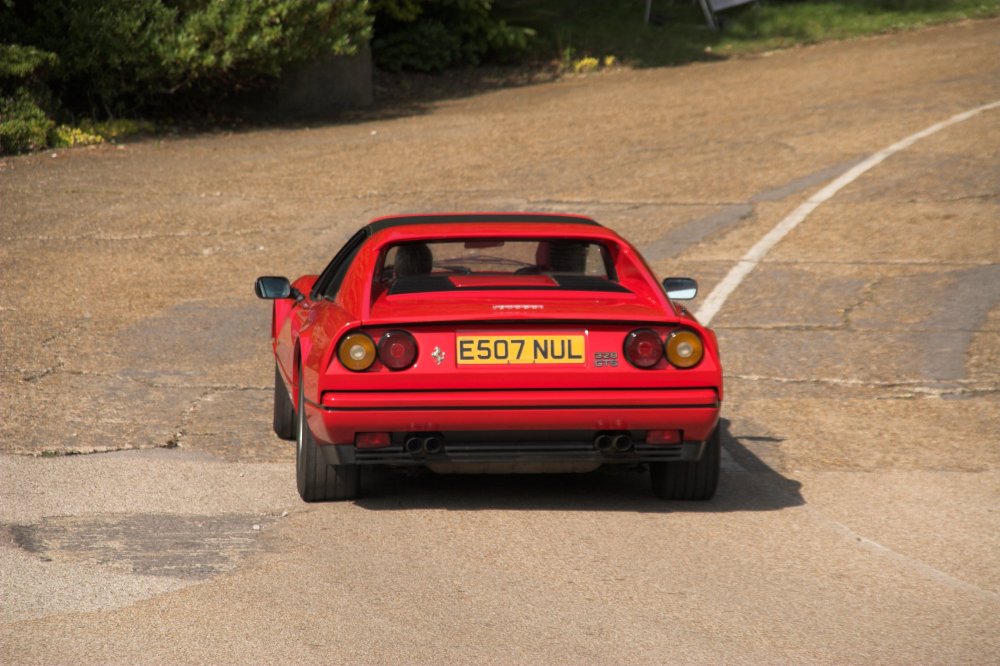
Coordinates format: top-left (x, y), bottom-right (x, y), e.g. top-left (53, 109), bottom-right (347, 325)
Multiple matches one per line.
top-left (273, 363), bottom-right (295, 440)
top-left (296, 372), bottom-right (360, 502)
top-left (650, 426), bottom-right (720, 500)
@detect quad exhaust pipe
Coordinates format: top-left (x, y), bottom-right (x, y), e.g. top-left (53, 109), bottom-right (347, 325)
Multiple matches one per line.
top-left (595, 433), bottom-right (614, 452)
top-left (594, 431), bottom-right (632, 453)
top-left (612, 433), bottom-right (633, 452)
top-left (424, 434), bottom-right (444, 455)
top-left (406, 431), bottom-right (630, 456)
top-left (404, 433), bottom-right (445, 455)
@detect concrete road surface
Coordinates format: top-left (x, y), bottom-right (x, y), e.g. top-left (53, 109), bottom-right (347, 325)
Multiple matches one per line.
top-left (2, 19), bottom-right (999, 665)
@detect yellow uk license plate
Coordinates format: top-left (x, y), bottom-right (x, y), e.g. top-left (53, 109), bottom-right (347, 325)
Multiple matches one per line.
top-left (456, 335), bottom-right (586, 365)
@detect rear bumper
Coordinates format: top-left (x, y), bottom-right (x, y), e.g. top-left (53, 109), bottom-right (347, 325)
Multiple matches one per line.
top-left (331, 438), bottom-right (708, 468)
top-left (306, 388), bottom-right (720, 466)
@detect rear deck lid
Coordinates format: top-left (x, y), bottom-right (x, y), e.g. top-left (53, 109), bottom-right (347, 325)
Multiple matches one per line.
top-left (367, 286), bottom-right (672, 326)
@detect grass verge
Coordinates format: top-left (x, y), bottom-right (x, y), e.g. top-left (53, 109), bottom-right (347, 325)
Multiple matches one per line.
top-left (500, 0), bottom-right (1000, 68)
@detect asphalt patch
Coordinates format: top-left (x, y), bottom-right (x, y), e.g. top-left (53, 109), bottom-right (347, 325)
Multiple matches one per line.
top-left (851, 264), bottom-right (1000, 382)
top-left (117, 299), bottom-right (269, 385)
top-left (5, 513), bottom-right (274, 580)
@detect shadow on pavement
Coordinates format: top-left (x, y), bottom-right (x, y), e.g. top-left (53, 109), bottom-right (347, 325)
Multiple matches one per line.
top-left (353, 419), bottom-right (803, 513)
top-left (127, 66), bottom-right (563, 146)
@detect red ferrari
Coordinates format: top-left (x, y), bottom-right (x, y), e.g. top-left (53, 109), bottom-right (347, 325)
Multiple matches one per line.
top-left (255, 213), bottom-right (723, 502)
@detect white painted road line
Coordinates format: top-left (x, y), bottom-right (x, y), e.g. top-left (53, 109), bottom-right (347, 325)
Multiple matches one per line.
top-left (696, 99), bottom-right (1000, 326)
top-left (707, 99), bottom-right (1000, 604)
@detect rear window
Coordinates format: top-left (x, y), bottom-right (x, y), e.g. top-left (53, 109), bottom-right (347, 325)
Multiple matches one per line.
top-left (380, 239), bottom-right (627, 295)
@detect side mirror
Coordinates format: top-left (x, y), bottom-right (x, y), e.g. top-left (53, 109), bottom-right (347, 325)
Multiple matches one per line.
top-left (663, 277), bottom-right (698, 300)
top-left (255, 276), bottom-right (295, 300)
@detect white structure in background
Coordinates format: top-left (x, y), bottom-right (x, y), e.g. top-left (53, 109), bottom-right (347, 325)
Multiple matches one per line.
top-left (644, 1), bottom-right (757, 29)
top-left (697, 0), bottom-right (757, 29)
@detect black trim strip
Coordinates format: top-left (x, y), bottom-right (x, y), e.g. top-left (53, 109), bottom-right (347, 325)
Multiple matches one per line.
top-left (389, 277), bottom-right (630, 295)
top-left (369, 213), bottom-right (602, 232)
top-left (352, 441), bottom-right (705, 465)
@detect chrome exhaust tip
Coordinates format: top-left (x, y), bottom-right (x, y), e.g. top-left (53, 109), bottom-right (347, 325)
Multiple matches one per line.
top-left (595, 433), bottom-right (613, 452)
top-left (404, 437), bottom-right (424, 455)
top-left (424, 435), bottom-right (444, 455)
top-left (612, 433), bottom-right (633, 452)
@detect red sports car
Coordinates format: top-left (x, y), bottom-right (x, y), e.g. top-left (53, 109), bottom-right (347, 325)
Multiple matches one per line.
top-left (255, 213), bottom-right (723, 502)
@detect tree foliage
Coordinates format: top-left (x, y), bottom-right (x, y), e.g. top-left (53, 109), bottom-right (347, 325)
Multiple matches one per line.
top-left (0, 0), bottom-right (535, 152)
top-left (0, 42), bottom-right (59, 152)
top-left (0, 0), bottom-right (372, 119)
top-left (371, 0), bottom-right (533, 72)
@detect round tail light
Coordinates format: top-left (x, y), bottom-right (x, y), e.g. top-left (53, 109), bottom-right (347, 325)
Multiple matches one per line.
top-left (338, 332), bottom-right (376, 371)
top-left (666, 330), bottom-right (704, 368)
top-left (378, 330), bottom-right (418, 370)
top-left (624, 328), bottom-right (664, 368)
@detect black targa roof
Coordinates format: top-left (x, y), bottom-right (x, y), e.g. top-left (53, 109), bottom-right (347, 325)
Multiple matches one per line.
top-left (367, 213), bottom-right (603, 233)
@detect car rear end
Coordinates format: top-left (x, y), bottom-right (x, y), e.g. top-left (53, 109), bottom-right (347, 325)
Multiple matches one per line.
top-left (311, 228), bottom-right (722, 473)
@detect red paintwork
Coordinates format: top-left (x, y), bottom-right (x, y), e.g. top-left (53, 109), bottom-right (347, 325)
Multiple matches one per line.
top-left (268, 213), bottom-right (722, 453)
top-left (313, 389), bottom-right (719, 444)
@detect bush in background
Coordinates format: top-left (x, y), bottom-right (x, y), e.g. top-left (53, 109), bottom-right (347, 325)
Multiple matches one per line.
top-left (0, 44), bottom-right (57, 153)
top-left (0, 0), bottom-right (372, 153)
top-left (371, 0), bottom-right (533, 72)
top-left (1, 0), bottom-right (531, 152)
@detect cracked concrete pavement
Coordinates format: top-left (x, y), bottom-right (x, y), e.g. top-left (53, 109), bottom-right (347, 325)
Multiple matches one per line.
top-left (2, 18), bottom-right (999, 665)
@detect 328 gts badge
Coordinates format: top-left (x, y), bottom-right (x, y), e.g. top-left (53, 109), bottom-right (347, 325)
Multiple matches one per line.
top-left (594, 351), bottom-right (619, 367)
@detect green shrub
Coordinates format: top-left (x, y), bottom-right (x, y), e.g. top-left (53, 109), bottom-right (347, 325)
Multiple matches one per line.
top-left (0, 43), bottom-right (57, 81)
top-left (372, 0), bottom-right (533, 72)
top-left (0, 43), bottom-right (59, 154)
top-left (22, 0), bottom-right (178, 114)
top-left (0, 88), bottom-right (53, 153)
top-left (166, 0), bottom-right (373, 91)
top-left (1, 0), bottom-right (372, 118)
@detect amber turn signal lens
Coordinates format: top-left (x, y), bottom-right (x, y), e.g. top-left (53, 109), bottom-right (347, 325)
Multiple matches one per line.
top-left (665, 330), bottom-right (703, 369)
top-left (338, 332), bottom-right (376, 371)
top-left (624, 328), bottom-right (664, 368)
top-left (378, 330), bottom-right (417, 370)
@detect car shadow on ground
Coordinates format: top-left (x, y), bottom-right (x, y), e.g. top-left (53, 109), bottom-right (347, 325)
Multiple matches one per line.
top-left (353, 419), bottom-right (803, 513)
